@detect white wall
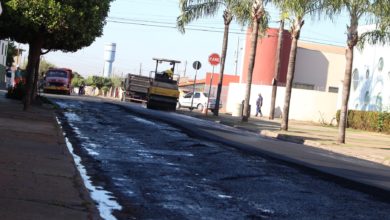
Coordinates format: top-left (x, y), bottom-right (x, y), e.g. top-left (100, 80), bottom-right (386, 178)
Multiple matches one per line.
top-left (0, 40), bottom-right (8, 66)
top-left (349, 38), bottom-right (390, 112)
top-left (294, 42), bottom-right (345, 92)
top-left (227, 83), bottom-right (338, 123)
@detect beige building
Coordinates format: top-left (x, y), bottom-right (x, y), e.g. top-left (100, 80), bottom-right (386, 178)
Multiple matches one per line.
top-left (294, 41), bottom-right (345, 93)
top-left (226, 41), bottom-right (346, 123)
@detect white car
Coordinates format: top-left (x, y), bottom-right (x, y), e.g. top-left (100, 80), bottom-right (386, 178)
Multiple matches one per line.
top-left (177, 92), bottom-right (222, 112)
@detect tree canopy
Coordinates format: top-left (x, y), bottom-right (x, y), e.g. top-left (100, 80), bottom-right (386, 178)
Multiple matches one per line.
top-left (0, 0), bottom-right (112, 51)
top-left (0, 0), bottom-right (112, 109)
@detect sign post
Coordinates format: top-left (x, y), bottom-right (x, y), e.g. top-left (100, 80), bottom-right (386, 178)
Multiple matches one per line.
top-left (191, 61), bottom-right (202, 111)
top-left (206, 53), bottom-right (220, 115)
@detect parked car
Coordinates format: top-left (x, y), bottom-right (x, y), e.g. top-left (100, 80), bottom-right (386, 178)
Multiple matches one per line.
top-left (177, 92), bottom-right (222, 112)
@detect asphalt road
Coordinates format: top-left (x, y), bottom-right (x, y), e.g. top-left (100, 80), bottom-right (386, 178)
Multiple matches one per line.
top-left (52, 96), bottom-right (390, 220)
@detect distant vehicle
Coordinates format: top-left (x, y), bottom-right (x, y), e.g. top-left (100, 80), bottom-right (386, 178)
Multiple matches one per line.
top-left (123, 58), bottom-right (181, 111)
top-left (43, 68), bottom-right (73, 95)
top-left (177, 92), bottom-right (222, 112)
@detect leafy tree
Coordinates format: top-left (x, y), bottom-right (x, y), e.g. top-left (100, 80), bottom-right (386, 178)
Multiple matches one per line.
top-left (269, 19), bottom-right (284, 120)
top-left (85, 76), bottom-right (107, 90)
top-left (6, 41), bottom-right (17, 67)
top-left (177, 0), bottom-right (251, 116)
top-left (324, 0), bottom-right (390, 143)
top-left (110, 76), bottom-right (123, 88)
top-left (0, 0), bottom-right (112, 110)
top-left (71, 74), bottom-right (85, 88)
top-left (273, 0), bottom-right (322, 130)
top-left (240, 0), bottom-right (268, 122)
top-left (38, 60), bottom-right (56, 76)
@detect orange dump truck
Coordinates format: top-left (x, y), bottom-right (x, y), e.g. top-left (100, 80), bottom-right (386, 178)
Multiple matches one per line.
top-left (43, 68), bottom-right (73, 95)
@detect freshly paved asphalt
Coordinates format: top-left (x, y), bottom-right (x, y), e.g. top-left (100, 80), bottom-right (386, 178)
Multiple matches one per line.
top-left (108, 99), bottom-right (390, 196)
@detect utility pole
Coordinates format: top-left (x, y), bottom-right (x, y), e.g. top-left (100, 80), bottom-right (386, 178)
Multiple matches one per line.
top-left (183, 60), bottom-right (187, 77)
top-left (269, 19), bottom-right (284, 120)
top-left (234, 38), bottom-right (240, 76)
top-left (139, 63), bottom-right (142, 75)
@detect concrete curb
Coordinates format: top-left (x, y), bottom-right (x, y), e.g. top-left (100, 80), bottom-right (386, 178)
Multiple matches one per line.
top-left (260, 130), bottom-right (323, 148)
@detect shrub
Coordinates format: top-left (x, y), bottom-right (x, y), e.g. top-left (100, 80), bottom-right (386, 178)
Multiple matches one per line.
top-left (336, 110), bottom-right (390, 134)
top-left (71, 75), bottom-right (85, 87)
top-left (102, 86), bottom-right (110, 93)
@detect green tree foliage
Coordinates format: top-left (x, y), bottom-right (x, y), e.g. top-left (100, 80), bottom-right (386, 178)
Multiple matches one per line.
top-left (178, 0), bottom-right (252, 116)
top-left (39, 60), bottom-right (56, 76)
top-left (273, 0), bottom-right (322, 130)
top-left (240, 0), bottom-right (268, 122)
top-left (110, 76), bottom-right (123, 88)
top-left (323, 0), bottom-right (390, 143)
top-left (71, 73), bottom-right (85, 88)
top-left (6, 41), bottom-right (17, 67)
top-left (85, 76), bottom-right (110, 90)
top-left (0, 0), bottom-right (112, 110)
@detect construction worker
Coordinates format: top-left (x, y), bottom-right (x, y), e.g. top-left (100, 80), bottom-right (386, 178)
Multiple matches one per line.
top-left (162, 67), bottom-right (174, 79)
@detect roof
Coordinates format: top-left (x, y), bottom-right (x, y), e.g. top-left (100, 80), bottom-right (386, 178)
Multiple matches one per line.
top-left (152, 58), bottom-right (181, 64)
top-left (178, 79), bottom-right (206, 87)
top-left (298, 41), bottom-right (345, 55)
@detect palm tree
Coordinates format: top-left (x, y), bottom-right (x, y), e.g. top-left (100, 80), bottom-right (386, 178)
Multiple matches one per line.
top-left (269, 19), bottom-right (284, 120)
top-left (177, 0), bottom-right (251, 116)
top-left (324, 0), bottom-right (390, 143)
top-left (241, 0), bottom-right (268, 122)
top-left (273, 0), bottom-right (322, 130)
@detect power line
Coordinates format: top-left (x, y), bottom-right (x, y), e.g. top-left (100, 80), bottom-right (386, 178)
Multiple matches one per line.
top-left (107, 18), bottom-right (344, 45)
top-left (107, 19), bottom-right (247, 35)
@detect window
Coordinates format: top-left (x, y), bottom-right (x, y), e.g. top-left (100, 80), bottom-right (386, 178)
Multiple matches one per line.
top-left (184, 93), bottom-right (192, 98)
top-left (352, 68), bottom-right (359, 90)
top-left (194, 93), bottom-right (200, 98)
top-left (378, 57), bottom-right (384, 72)
top-left (364, 91), bottom-right (370, 105)
top-left (46, 71), bottom-right (68, 78)
top-left (376, 93), bottom-right (383, 112)
top-left (328, 86), bottom-right (339, 93)
top-left (293, 83), bottom-right (314, 90)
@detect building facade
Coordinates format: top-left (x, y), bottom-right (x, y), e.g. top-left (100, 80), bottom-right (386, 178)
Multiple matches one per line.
top-left (241, 28), bottom-right (292, 86)
top-left (349, 30), bottom-right (390, 112)
top-left (230, 28), bottom-right (345, 122)
top-left (0, 40), bottom-right (8, 67)
top-left (294, 41), bottom-right (345, 92)
top-left (0, 40), bottom-right (9, 87)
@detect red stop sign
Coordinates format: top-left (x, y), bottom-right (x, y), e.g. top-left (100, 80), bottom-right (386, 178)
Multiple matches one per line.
top-left (208, 53), bottom-right (220, 66)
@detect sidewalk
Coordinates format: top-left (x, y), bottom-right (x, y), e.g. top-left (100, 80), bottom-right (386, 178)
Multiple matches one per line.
top-left (176, 109), bottom-right (390, 167)
top-left (0, 91), bottom-right (99, 220)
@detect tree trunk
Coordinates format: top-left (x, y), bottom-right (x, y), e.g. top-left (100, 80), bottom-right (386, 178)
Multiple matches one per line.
top-left (338, 47), bottom-right (354, 143)
top-left (269, 20), bottom-right (284, 120)
top-left (214, 23), bottom-right (230, 116)
top-left (31, 57), bottom-right (41, 102)
top-left (338, 15), bottom-right (358, 144)
top-left (242, 21), bottom-right (260, 122)
top-left (281, 25), bottom-right (301, 131)
top-left (23, 37), bottom-right (43, 110)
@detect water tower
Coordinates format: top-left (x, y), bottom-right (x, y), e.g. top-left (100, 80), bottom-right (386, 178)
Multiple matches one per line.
top-left (103, 43), bottom-right (116, 77)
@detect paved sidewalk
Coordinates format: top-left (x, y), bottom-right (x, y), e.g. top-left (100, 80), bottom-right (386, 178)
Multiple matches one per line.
top-left (177, 109), bottom-right (390, 167)
top-left (0, 91), bottom-right (99, 220)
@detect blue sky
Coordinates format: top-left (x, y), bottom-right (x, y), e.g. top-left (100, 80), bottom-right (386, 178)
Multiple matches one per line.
top-left (42, 0), bottom-right (349, 79)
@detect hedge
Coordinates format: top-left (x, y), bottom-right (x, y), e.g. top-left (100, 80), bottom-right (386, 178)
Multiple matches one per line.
top-left (336, 110), bottom-right (390, 133)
